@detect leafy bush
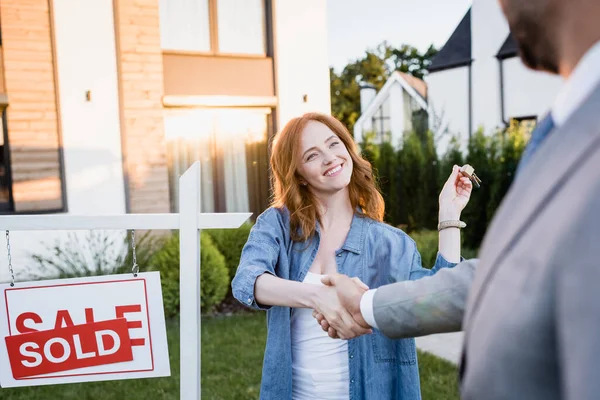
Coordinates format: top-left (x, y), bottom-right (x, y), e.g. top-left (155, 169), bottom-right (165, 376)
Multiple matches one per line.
top-left (375, 141), bottom-right (401, 225)
top-left (461, 247), bottom-right (478, 260)
top-left (398, 132), bottom-right (426, 230)
top-left (206, 224), bottom-right (253, 279)
top-left (438, 136), bottom-right (465, 189)
top-left (150, 232), bottom-right (229, 317)
top-left (487, 121), bottom-right (526, 223)
top-left (410, 229), bottom-right (478, 269)
top-left (461, 129), bottom-right (493, 249)
top-left (419, 130), bottom-right (440, 231)
top-left (361, 121), bottom-right (528, 249)
top-left (409, 230), bottom-right (439, 269)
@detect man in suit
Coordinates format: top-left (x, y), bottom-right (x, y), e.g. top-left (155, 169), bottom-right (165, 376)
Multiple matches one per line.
top-left (316, 0), bottom-right (600, 398)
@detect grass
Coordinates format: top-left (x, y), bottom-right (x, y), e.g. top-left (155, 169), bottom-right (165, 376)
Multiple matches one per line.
top-left (418, 350), bottom-right (460, 399)
top-left (2, 313), bottom-right (459, 400)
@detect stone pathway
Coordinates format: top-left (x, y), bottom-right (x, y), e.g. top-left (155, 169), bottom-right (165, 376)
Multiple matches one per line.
top-left (415, 331), bottom-right (464, 364)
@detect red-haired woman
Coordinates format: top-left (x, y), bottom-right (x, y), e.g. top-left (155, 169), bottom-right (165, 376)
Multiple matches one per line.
top-left (232, 113), bottom-right (472, 400)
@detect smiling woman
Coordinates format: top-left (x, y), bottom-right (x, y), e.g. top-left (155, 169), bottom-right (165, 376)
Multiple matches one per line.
top-left (230, 112), bottom-right (472, 400)
top-left (270, 113), bottom-right (384, 243)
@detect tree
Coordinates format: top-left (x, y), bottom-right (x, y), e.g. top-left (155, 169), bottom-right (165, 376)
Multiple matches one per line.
top-left (397, 132), bottom-right (426, 231)
top-left (376, 141), bottom-right (400, 225)
top-left (420, 131), bottom-right (440, 231)
top-left (388, 44), bottom-right (438, 80)
top-left (358, 131), bottom-right (380, 166)
top-left (331, 42), bottom-right (438, 132)
top-left (439, 136), bottom-right (465, 189)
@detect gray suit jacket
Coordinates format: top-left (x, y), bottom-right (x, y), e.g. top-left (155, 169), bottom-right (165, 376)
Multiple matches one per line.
top-left (373, 82), bottom-right (600, 399)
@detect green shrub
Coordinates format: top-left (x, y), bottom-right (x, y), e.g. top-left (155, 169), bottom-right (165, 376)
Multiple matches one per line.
top-left (410, 229), bottom-right (478, 269)
top-left (419, 131), bottom-right (440, 231)
top-left (409, 230), bottom-right (439, 269)
top-left (461, 247), bottom-right (479, 260)
top-left (439, 136), bottom-right (465, 190)
top-left (151, 232), bottom-right (229, 317)
top-left (488, 121), bottom-right (526, 224)
top-left (359, 131), bottom-right (380, 166)
top-left (376, 141), bottom-right (401, 225)
top-left (462, 129), bottom-right (493, 249)
top-left (206, 224), bottom-right (253, 279)
top-left (398, 132), bottom-right (426, 231)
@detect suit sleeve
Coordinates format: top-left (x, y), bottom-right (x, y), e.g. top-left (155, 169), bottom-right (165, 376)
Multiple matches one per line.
top-left (373, 259), bottom-right (477, 339)
top-left (554, 183), bottom-right (600, 399)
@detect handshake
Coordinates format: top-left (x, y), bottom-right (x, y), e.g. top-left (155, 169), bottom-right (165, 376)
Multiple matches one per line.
top-left (310, 274), bottom-right (374, 340)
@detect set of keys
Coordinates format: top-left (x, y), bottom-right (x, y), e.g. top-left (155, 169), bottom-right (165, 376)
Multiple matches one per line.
top-left (460, 164), bottom-right (482, 188)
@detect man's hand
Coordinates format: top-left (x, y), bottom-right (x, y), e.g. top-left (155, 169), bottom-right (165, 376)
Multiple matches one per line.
top-left (312, 274), bottom-right (372, 339)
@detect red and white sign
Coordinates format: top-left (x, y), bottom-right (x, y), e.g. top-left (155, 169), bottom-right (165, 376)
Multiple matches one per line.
top-left (0, 272), bottom-right (170, 387)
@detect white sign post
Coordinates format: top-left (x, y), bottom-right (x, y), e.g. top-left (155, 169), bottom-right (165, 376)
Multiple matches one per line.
top-left (0, 162), bottom-right (251, 399)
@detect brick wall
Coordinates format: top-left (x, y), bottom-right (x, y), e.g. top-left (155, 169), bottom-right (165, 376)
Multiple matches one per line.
top-left (113, 0), bottom-right (170, 213)
top-left (0, 46), bottom-right (6, 94)
top-left (0, 0), bottom-right (64, 212)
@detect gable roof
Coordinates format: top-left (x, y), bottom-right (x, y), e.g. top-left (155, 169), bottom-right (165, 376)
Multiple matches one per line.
top-left (398, 72), bottom-right (427, 100)
top-left (428, 8), bottom-right (472, 73)
top-left (496, 33), bottom-right (519, 60)
top-left (354, 71), bottom-right (428, 133)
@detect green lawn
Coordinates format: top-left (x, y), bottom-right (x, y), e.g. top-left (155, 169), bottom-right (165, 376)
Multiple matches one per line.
top-left (2, 313), bottom-right (459, 399)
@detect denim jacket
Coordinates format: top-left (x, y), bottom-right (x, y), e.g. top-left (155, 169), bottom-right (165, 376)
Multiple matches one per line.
top-left (232, 207), bottom-right (458, 400)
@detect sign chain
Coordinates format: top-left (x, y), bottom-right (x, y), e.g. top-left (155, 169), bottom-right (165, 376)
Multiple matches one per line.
top-left (130, 230), bottom-right (139, 277)
top-left (5, 230), bottom-right (14, 287)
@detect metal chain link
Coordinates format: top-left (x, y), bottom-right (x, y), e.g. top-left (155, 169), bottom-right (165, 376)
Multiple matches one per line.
top-left (131, 229), bottom-right (139, 277)
top-left (6, 230), bottom-right (14, 287)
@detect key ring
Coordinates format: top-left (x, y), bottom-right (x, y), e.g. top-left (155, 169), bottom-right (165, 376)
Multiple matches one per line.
top-left (460, 164), bottom-right (482, 188)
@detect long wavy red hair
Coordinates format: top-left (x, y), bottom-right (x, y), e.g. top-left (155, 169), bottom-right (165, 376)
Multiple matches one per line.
top-left (270, 112), bottom-right (384, 242)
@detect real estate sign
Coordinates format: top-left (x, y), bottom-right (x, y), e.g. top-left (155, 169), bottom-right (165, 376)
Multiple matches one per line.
top-left (0, 272), bottom-right (170, 387)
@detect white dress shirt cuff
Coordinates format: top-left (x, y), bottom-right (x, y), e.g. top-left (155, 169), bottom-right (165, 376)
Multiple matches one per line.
top-left (359, 289), bottom-right (379, 329)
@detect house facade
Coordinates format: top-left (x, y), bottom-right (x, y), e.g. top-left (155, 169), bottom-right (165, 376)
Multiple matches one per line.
top-left (354, 71), bottom-right (428, 148)
top-left (427, 1), bottom-right (562, 154)
top-left (0, 0), bottom-right (330, 282)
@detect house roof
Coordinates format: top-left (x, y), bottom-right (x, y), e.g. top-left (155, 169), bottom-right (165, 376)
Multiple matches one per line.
top-left (398, 72), bottom-right (427, 100)
top-left (428, 8), bottom-right (472, 73)
top-left (354, 71), bottom-right (428, 135)
top-left (496, 33), bottom-right (519, 60)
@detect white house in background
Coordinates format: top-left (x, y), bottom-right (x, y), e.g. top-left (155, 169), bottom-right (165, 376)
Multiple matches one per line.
top-left (427, 1), bottom-right (563, 154)
top-left (354, 71), bottom-right (429, 147)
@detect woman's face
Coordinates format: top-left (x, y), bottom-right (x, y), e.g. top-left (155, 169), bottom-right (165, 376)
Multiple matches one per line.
top-left (296, 121), bottom-right (353, 195)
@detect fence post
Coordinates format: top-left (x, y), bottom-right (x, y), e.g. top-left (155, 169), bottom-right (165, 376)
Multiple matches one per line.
top-left (179, 162), bottom-right (202, 399)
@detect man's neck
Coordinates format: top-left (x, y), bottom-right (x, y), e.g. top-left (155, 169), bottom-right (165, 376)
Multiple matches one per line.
top-left (557, 11), bottom-right (600, 78)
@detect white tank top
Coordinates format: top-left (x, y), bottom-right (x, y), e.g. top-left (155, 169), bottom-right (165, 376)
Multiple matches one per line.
top-left (290, 271), bottom-right (350, 400)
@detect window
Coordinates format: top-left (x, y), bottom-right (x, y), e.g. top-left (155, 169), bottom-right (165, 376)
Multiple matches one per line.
top-left (159, 0), bottom-right (267, 55)
top-left (165, 109), bottom-right (271, 218)
top-left (371, 96), bottom-right (391, 143)
top-left (0, 108), bottom-right (65, 214)
top-left (510, 116), bottom-right (537, 139)
top-left (0, 109), bottom-right (12, 212)
top-left (159, 0), bottom-right (211, 52)
top-left (217, 0), bottom-right (265, 54)
top-left (404, 92), bottom-right (428, 135)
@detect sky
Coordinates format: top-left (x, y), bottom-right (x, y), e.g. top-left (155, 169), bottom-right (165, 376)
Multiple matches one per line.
top-left (327, 0), bottom-right (472, 71)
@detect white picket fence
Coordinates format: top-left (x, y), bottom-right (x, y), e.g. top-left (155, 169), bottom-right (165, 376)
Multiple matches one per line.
top-left (0, 162), bottom-right (252, 400)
